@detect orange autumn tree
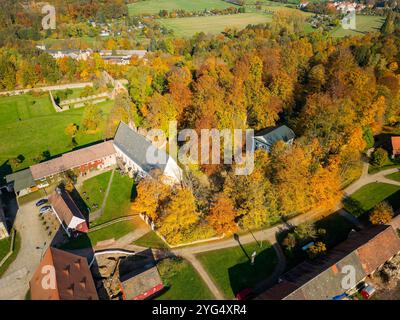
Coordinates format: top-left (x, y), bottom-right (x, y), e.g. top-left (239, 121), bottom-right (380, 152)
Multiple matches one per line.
top-left (131, 171), bottom-right (171, 221)
top-left (207, 194), bottom-right (237, 236)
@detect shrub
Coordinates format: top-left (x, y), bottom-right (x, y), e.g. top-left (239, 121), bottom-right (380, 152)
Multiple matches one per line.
top-left (369, 201), bottom-right (394, 225)
top-left (371, 148), bottom-right (388, 167)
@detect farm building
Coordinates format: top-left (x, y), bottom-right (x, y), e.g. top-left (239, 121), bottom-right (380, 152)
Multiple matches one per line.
top-left (258, 224), bottom-right (400, 300)
top-left (29, 247), bottom-right (98, 300)
top-left (48, 188), bottom-right (88, 237)
top-left (391, 136), bottom-right (400, 158)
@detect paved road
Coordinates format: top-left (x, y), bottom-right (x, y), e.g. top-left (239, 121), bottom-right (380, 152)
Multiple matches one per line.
top-left (0, 200), bottom-right (50, 299)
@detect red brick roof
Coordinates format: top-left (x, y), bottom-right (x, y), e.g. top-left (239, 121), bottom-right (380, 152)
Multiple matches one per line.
top-left (48, 188), bottom-right (87, 231)
top-left (356, 225), bottom-right (400, 274)
top-left (392, 137), bottom-right (400, 156)
top-left (30, 141), bottom-right (115, 179)
top-left (30, 247), bottom-right (98, 300)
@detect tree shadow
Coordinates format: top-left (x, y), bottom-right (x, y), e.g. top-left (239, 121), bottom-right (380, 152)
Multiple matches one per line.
top-left (130, 182), bottom-right (137, 202)
top-left (0, 160), bottom-right (12, 185)
top-left (0, 187), bottom-right (19, 230)
top-left (343, 197), bottom-right (365, 218)
top-left (227, 245), bottom-right (277, 298)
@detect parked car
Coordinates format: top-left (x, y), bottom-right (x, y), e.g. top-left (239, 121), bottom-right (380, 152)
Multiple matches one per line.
top-left (39, 206), bottom-right (52, 215)
top-left (360, 283), bottom-right (376, 299)
top-left (35, 199), bottom-right (48, 207)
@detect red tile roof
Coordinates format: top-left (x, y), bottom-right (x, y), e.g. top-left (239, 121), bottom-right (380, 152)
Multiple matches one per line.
top-left (30, 141), bottom-right (115, 179)
top-left (356, 225), bottom-right (400, 274)
top-left (392, 137), bottom-right (400, 156)
top-left (48, 188), bottom-right (87, 231)
top-left (30, 247), bottom-right (98, 300)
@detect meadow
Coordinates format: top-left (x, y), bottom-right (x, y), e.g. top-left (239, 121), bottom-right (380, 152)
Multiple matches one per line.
top-left (128, 0), bottom-right (236, 16)
top-left (330, 15), bottom-right (385, 37)
top-left (0, 92), bottom-right (113, 179)
top-left (158, 12), bottom-right (272, 37)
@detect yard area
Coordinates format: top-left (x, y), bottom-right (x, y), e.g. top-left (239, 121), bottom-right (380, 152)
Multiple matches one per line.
top-left (387, 172), bottom-right (400, 182)
top-left (90, 172), bottom-right (136, 226)
top-left (344, 183), bottom-right (400, 217)
top-left (0, 232), bottom-right (21, 277)
top-left (128, 0), bottom-right (236, 16)
top-left (133, 231), bottom-right (169, 249)
top-left (60, 219), bottom-right (137, 250)
top-left (330, 15), bottom-right (385, 38)
top-left (78, 171), bottom-right (112, 213)
top-left (369, 157), bottom-right (400, 174)
top-left (196, 241), bottom-right (277, 299)
top-left (155, 257), bottom-right (214, 300)
top-left (0, 92), bottom-right (114, 180)
top-left (158, 13), bottom-right (272, 37)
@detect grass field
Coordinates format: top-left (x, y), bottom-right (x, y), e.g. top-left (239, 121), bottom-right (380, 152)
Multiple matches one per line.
top-left (158, 12), bottom-right (272, 37)
top-left (0, 93), bottom-right (113, 179)
top-left (128, 0), bottom-right (236, 16)
top-left (156, 258), bottom-right (214, 300)
top-left (344, 183), bottom-right (400, 217)
top-left (197, 241), bottom-right (277, 299)
top-left (330, 15), bottom-right (385, 38)
top-left (387, 172), bottom-right (400, 182)
top-left (79, 171), bottom-right (112, 213)
top-left (0, 232), bottom-right (21, 277)
top-left (60, 220), bottom-right (136, 250)
top-left (133, 231), bottom-right (169, 249)
top-left (91, 172), bottom-right (136, 226)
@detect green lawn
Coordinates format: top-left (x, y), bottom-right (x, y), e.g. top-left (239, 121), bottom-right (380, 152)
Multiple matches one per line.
top-left (128, 0), bottom-right (236, 16)
top-left (155, 258), bottom-right (214, 300)
top-left (0, 93), bottom-right (113, 180)
top-left (0, 232), bottom-right (21, 277)
top-left (158, 13), bottom-right (272, 37)
top-left (369, 157), bottom-right (400, 174)
top-left (53, 88), bottom-right (86, 100)
top-left (79, 171), bottom-right (112, 213)
top-left (330, 15), bottom-right (385, 38)
top-left (344, 183), bottom-right (400, 217)
top-left (197, 241), bottom-right (277, 299)
top-left (91, 172), bottom-right (136, 226)
top-left (387, 172), bottom-right (400, 182)
top-left (60, 220), bottom-right (136, 250)
top-left (133, 231), bottom-right (169, 249)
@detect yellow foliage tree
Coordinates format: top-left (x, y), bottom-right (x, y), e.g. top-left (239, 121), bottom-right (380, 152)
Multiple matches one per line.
top-left (369, 202), bottom-right (394, 225)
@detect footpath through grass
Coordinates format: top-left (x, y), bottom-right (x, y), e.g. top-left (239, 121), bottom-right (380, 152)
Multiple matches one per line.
top-left (79, 171), bottom-right (112, 213)
top-left (344, 182), bottom-right (400, 217)
top-left (196, 241), bottom-right (277, 299)
top-left (155, 258), bottom-right (214, 300)
top-left (91, 172), bottom-right (136, 226)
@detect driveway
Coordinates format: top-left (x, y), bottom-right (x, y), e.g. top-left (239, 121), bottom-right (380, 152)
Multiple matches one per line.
top-left (0, 199), bottom-right (50, 299)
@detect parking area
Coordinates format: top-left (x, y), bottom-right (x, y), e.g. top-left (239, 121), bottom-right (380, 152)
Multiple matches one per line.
top-left (0, 197), bottom-right (51, 299)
